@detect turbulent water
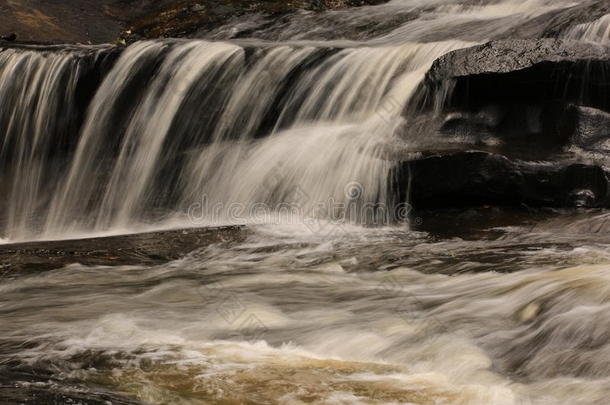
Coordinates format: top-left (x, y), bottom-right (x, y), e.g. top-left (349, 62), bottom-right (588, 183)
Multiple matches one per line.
top-left (2, 217), bottom-right (610, 404)
top-left (1, 0), bottom-right (610, 404)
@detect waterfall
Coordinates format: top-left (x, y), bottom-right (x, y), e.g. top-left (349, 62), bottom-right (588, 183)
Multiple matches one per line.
top-left (0, 45), bottom-right (117, 240)
top-left (3, 3), bottom-right (610, 405)
top-left (0, 39), bottom-right (467, 241)
top-left (0, 0), bottom-right (592, 242)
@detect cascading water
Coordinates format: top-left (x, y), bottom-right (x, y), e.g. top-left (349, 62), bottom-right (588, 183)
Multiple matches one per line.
top-left (1, 1), bottom-right (610, 404)
top-left (564, 14), bottom-right (610, 44)
top-left (0, 0), bottom-right (591, 241)
top-left (1, 39), bottom-right (469, 240)
top-left (0, 45), bottom-right (117, 240)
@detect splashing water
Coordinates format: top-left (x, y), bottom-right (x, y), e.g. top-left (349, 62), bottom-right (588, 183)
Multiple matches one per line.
top-left (0, 0), bottom-right (589, 241)
top-left (1, 38), bottom-right (470, 241)
top-left (1, 1), bottom-right (610, 404)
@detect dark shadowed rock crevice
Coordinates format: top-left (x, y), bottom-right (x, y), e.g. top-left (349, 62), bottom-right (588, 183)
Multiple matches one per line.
top-left (393, 152), bottom-right (609, 210)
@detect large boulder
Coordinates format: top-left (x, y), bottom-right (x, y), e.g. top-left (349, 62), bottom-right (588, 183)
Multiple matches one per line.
top-left (420, 39), bottom-right (610, 113)
top-left (393, 39), bottom-right (610, 210)
top-left (416, 40), bottom-right (610, 153)
top-left (427, 39), bottom-right (609, 80)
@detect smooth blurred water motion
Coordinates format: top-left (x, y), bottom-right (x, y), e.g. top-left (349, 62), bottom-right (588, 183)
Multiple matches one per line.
top-left (2, 218), bottom-right (610, 404)
top-left (1, 0), bottom-right (609, 404)
top-left (564, 14), bottom-right (610, 44)
top-left (0, 0), bottom-right (602, 241)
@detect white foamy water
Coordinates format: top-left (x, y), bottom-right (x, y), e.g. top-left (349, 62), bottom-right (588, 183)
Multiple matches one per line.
top-left (2, 224), bottom-right (610, 404)
top-left (1, 0), bottom-right (609, 404)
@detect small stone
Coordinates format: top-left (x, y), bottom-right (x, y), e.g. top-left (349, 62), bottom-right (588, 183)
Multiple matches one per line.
top-left (1, 33), bottom-right (17, 41)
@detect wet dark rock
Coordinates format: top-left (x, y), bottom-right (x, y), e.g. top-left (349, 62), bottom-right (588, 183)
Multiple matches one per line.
top-left (426, 103), bottom-right (609, 159)
top-left (399, 102), bottom-right (607, 162)
top-left (0, 370), bottom-right (142, 405)
top-left (395, 39), bottom-right (610, 210)
top-left (567, 189), bottom-right (598, 208)
top-left (568, 105), bottom-right (610, 151)
top-left (441, 109), bottom-right (501, 136)
top-left (394, 151), bottom-right (609, 210)
top-left (0, 34), bottom-right (17, 42)
top-left (420, 39), bottom-right (610, 113)
top-left (410, 207), bottom-right (559, 241)
top-left (0, 226), bottom-right (246, 276)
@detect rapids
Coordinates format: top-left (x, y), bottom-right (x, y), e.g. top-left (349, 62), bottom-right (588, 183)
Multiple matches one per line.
top-left (2, 218), bottom-right (610, 404)
top-left (1, 0), bottom-right (609, 404)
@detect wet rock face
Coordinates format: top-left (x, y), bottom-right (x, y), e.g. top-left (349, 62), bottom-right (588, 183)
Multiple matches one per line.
top-left (0, 370), bottom-right (143, 405)
top-left (427, 39), bottom-right (610, 81)
top-left (395, 152), bottom-right (609, 210)
top-left (570, 106), bottom-right (610, 152)
top-left (0, 226), bottom-right (246, 275)
top-left (423, 39), bottom-right (610, 113)
top-left (431, 103), bottom-right (610, 159)
top-left (396, 39), bottom-right (610, 210)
